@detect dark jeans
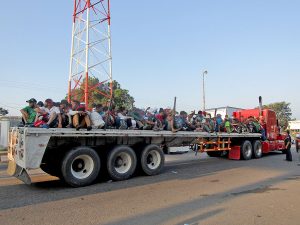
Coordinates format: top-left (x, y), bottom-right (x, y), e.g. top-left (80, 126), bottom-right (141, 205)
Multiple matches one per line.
top-left (261, 129), bottom-right (267, 141)
top-left (49, 118), bottom-right (58, 128)
top-left (286, 148), bottom-right (292, 161)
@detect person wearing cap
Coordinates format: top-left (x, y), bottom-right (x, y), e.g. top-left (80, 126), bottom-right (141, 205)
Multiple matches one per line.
top-left (284, 130), bottom-right (293, 161)
top-left (41, 99), bottom-right (61, 128)
top-left (20, 98), bottom-right (37, 126)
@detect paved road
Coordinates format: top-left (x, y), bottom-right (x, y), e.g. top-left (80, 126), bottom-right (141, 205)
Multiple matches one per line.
top-left (0, 148), bottom-right (300, 225)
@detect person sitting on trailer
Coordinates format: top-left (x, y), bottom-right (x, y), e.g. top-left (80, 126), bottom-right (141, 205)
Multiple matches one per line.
top-left (259, 116), bottom-right (267, 140)
top-left (215, 114), bottom-right (223, 132)
top-left (187, 111), bottom-right (196, 124)
top-left (37, 101), bottom-right (44, 108)
top-left (142, 109), bottom-right (156, 130)
top-left (102, 106), bottom-right (115, 128)
top-left (116, 106), bottom-right (135, 129)
top-left (224, 115), bottom-right (232, 133)
top-left (127, 107), bottom-right (145, 129)
top-left (69, 100), bottom-right (92, 131)
top-left (245, 116), bottom-right (261, 133)
top-left (59, 100), bottom-right (72, 128)
top-left (153, 108), bottom-right (166, 131)
top-left (39, 99), bottom-right (62, 129)
top-left (206, 114), bottom-right (215, 132)
top-left (20, 98), bottom-right (37, 127)
top-left (195, 111), bottom-right (204, 124)
top-left (165, 111), bottom-right (181, 133)
top-left (175, 111), bottom-right (193, 131)
top-left (89, 105), bottom-right (105, 129)
top-left (94, 104), bottom-right (105, 117)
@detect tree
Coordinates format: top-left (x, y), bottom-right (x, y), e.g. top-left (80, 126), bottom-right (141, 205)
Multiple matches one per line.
top-left (0, 107), bottom-right (8, 116)
top-left (68, 76), bottom-right (135, 109)
top-left (263, 102), bottom-right (292, 130)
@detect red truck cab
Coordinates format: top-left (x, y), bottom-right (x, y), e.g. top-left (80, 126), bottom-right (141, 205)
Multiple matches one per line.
top-left (233, 108), bottom-right (286, 153)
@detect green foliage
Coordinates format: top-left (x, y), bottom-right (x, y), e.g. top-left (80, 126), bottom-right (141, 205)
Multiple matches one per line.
top-left (263, 102), bottom-right (292, 130)
top-left (0, 107), bottom-right (8, 116)
top-left (69, 76), bottom-right (135, 109)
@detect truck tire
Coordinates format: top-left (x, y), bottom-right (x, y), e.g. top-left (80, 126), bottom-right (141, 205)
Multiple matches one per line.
top-left (107, 146), bottom-right (137, 181)
top-left (141, 145), bottom-right (165, 176)
top-left (61, 147), bottom-right (101, 187)
top-left (252, 140), bottom-right (262, 158)
top-left (206, 151), bottom-right (222, 157)
top-left (241, 140), bottom-right (253, 160)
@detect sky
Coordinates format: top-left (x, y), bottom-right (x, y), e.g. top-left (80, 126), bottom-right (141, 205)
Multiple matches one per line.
top-left (0, 0), bottom-right (300, 118)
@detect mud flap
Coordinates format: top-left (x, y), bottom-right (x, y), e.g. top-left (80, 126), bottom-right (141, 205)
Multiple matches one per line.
top-left (7, 160), bottom-right (31, 184)
top-left (229, 146), bottom-right (241, 160)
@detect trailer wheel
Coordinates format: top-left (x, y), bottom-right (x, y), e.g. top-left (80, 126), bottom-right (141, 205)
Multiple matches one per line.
top-left (61, 147), bottom-right (100, 187)
top-left (253, 140), bottom-right (262, 158)
top-left (107, 146), bottom-right (137, 181)
top-left (141, 145), bottom-right (165, 176)
top-left (241, 140), bottom-right (253, 160)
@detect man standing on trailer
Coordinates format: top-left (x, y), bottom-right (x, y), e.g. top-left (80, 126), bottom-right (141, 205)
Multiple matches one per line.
top-left (284, 130), bottom-right (292, 161)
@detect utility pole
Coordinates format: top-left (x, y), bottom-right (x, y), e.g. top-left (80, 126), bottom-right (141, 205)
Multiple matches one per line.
top-left (202, 70), bottom-right (208, 111)
top-left (68, 0), bottom-right (113, 108)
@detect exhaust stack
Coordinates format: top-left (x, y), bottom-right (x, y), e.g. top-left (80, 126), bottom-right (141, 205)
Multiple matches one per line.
top-left (259, 96), bottom-right (263, 116)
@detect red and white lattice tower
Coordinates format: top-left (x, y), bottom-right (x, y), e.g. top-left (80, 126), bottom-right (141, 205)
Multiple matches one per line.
top-left (68, 0), bottom-right (113, 107)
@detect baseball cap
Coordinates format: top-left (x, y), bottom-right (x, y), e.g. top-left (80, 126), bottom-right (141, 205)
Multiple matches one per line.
top-left (26, 98), bottom-right (37, 103)
top-left (45, 99), bottom-right (53, 104)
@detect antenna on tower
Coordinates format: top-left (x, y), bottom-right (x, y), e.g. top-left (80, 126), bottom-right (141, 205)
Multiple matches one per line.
top-left (68, 0), bottom-right (113, 108)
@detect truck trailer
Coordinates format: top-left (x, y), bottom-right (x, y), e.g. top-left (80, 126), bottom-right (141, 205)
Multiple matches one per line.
top-left (7, 103), bottom-right (287, 187)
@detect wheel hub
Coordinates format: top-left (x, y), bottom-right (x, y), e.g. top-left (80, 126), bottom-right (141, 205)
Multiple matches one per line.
top-left (71, 155), bottom-right (94, 179)
top-left (146, 150), bottom-right (161, 170)
top-left (72, 159), bottom-right (85, 172)
top-left (114, 152), bottom-right (132, 174)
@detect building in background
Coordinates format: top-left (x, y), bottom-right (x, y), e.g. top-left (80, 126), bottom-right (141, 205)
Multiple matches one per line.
top-left (288, 120), bottom-right (300, 133)
top-left (205, 106), bottom-right (243, 119)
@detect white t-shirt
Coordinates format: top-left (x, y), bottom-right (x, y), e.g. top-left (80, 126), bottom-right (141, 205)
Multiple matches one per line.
top-left (90, 111), bottom-right (105, 128)
top-left (45, 106), bottom-right (60, 115)
top-left (117, 113), bottom-right (129, 120)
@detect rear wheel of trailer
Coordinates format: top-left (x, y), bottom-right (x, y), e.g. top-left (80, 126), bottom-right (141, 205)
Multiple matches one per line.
top-left (107, 145), bottom-right (137, 181)
top-left (252, 140), bottom-right (263, 158)
top-left (61, 146), bottom-right (101, 187)
top-left (241, 140), bottom-right (253, 160)
top-left (140, 144), bottom-right (165, 176)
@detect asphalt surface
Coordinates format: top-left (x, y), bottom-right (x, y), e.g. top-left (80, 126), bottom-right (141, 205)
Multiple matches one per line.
top-left (0, 147), bottom-right (300, 225)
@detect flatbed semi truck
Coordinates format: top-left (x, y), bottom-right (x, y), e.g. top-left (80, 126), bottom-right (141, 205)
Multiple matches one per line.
top-left (7, 127), bottom-right (272, 187)
top-left (7, 98), bottom-right (287, 187)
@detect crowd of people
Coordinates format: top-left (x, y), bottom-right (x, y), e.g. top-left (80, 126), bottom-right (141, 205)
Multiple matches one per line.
top-left (20, 98), bottom-right (266, 138)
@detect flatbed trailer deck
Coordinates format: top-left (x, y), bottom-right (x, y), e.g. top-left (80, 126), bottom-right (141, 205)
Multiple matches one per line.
top-left (7, 127), bottom-right (265, 187)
